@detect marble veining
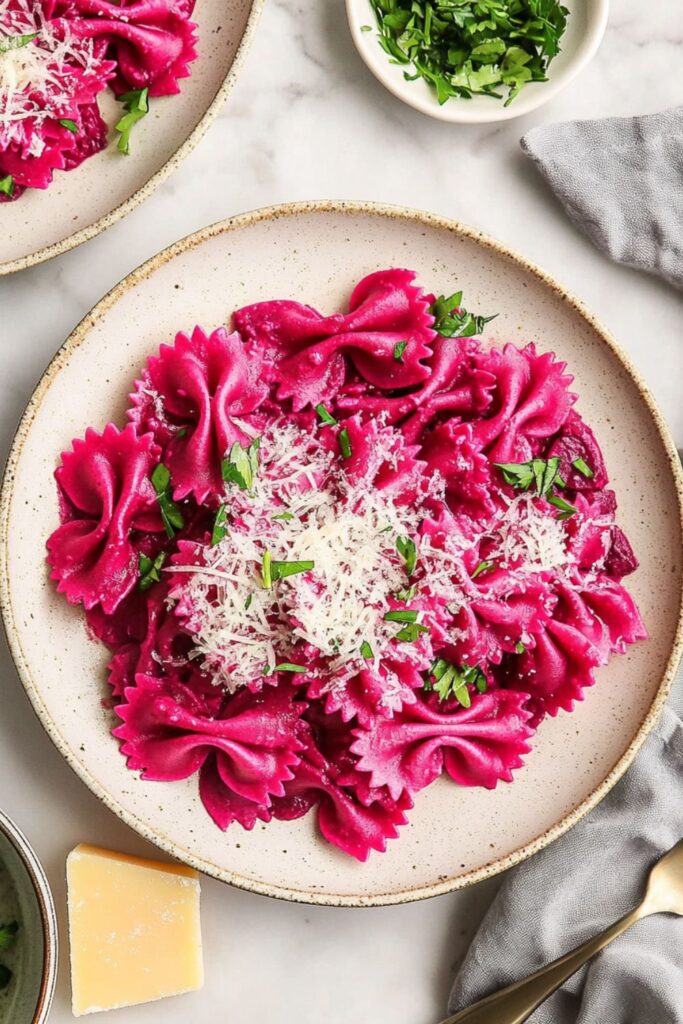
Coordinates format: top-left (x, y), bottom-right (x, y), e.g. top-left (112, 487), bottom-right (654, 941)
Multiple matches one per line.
top-left (0, 1), bottom-right (681, 1022)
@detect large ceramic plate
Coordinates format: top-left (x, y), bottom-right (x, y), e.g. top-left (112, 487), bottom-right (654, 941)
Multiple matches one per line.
top-left (2, 202), bottom-right (682, 906)
top-left (0, 0), bottom-right (262, 276)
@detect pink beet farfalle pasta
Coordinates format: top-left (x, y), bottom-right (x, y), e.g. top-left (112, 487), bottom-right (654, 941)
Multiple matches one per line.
top-left (102, 579), bottom-right (197, 695)
top-left (420, 420), bottom-right (496, 525)
top-left (270, 722), bottom-right (413, 861)
top-left (47, 423), bottom-right (162, 613)
top-left (351, 689), bottom-right (534, 800)
top-left (337, 334), bottom-right (496, 436)
top-left (65, 0), bottom-right (198, 96)
top-left (470, 343), bottom-right (576, 462)
top-left (115, 675), bottom-right (304, 800)
top-left (129, 326), bottom-right (269, 503)
top-left (505, 580), bottom-right (646, 720)
top-left (233, 269), bottom-right (437, 410)
top-left (306, 649), bottom-right (425, 726)
top-left (46, 270), bottom-right (647, 859)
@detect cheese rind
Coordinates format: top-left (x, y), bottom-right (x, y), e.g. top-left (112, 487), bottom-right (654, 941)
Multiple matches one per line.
top-left (66, 844), bottom-right (203, 1016)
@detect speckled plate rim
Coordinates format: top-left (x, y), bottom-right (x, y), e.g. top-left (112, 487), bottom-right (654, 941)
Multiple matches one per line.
top-left (2, 200), bottom-right (683, 907)
top-left (0, 810), bottom-right (58, 1024)
top-left (0, 0), bottom-right (264, 278)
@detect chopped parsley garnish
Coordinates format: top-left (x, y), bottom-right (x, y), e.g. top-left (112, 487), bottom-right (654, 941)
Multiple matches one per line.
top-left (515, 640), bottom-right (526, 654)
top-left (262, 555), bottom-right (315, 588)
top-left (115, 87), bottom-right (149, 155)
top-left (495, 456), bottom-right (562, 497)
top-left (384, 608), bottom-right (419, 624)
top-left (360, 640), bottom-right (374, 659)
top-left (0, 32), bottom-right (37, 52)
top-left (338, 427), bottom-right (352, 459)
top-left (0, 922), bottom-right (18, 952)
top-left (395, 583), bottom-right (417, 602)
top-left (0, 964), bottom-right (11, 991)
top-left (138, 551), bottom-right (166, 591)
top-left (548, 494), bottom-right (578, 520)
top-left (211, 504), bottom-right (229, 546)
top-left (395, 622), bottom-right (429, 643)
top-left (495, 457), bottom-right (577, 517)
top-left (244, 594), bottom-right (253, 610)
top-left (472, 559), bottom-right (495, 579)
top-left (222, 437), bottom-right (260, 492)
top-left (366, 0), bottom-right (569, 107)
top-left (572, 457), bottom-right (594, 479)
top-left (58, 118), bottom-right (78, 133)
top-left (425, 660), bottom-right (487, 707)
top-left (261, 549), bottom-right (272, 589)
top-left (266, 662), bottom-right (308, 674)
top-left (431, 290), bottom-right (497, 338)
top-left (536, 458), bottom-right (562, 493)
top-left (361, 23), bottom-right (372, 31)
top-left (175, 427), bottom-right (188, 439)
top-left (393, 340), bottom-right (408, 362)
top-left (272, 511), bottom-right (295, 521)
top-left (315, 403), bottom-right (338, 426)
top-left (271, 559), bottom-right (315, 580)
top-left (0, 175), bottom-right (13, 197)
top-left (151, 463), bottom-right (184, 538)
top-left (396, 535), bottom-right (417, 576)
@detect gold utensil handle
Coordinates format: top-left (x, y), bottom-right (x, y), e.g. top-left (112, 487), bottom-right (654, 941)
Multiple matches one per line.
top-left (444, 905), bottom-right (644, 1024)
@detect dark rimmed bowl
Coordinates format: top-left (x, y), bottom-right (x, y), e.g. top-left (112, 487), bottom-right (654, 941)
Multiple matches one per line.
top-left (0, 810), bottom-right (57, 1024)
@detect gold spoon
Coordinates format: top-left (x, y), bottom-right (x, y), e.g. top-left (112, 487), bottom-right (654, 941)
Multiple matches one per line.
top-left (444, 839), bottom-right (683, 1024)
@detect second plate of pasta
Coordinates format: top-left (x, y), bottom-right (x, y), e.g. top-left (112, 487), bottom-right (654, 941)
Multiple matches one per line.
top-left (0, 0), bottom-right (262, 274)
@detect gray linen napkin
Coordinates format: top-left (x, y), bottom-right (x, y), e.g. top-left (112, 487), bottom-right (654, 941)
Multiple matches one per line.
top-left (520, 107), bottom-right (683, 291)
top-left (448, 669), bottom-right (683, 1023)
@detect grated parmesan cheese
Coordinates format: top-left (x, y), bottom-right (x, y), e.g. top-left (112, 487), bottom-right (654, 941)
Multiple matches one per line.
top-left (168, 423), bottom-right (577, 697)
top-left (487, 492), bottom-right (572, 574)
top-left (172, 423), bottom-right (428, 692)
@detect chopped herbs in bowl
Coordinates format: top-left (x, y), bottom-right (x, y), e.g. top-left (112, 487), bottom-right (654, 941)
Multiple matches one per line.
top-left (368, 0), bottom-right (569, 106)
top-left (347, 0), bottom-right (609, 122)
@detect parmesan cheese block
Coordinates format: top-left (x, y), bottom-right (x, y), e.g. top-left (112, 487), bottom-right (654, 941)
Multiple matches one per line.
top-left (66, 844), bottom-right (203, 1016)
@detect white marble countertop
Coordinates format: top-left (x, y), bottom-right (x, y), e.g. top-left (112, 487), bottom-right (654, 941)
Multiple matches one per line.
top-left (1, 1), bottom-right (682, 1022)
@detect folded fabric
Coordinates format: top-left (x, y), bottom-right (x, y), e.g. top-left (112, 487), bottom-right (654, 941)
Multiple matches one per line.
top-left (448, 669), bottom-right (683, 1023)
top-left (520, 107), bottom-right (683, 291)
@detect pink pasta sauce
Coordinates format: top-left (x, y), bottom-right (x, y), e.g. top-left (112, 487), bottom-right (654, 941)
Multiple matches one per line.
top-left (46, 270), bottom-right (647, 860)
top-left (0, 0), bottom-right (197, 200)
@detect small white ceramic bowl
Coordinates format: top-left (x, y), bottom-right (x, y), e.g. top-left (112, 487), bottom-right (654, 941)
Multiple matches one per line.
top-left (346, 0), bottom-right (609, 122)
top-left (0, 811), bottom-right (57, 1024)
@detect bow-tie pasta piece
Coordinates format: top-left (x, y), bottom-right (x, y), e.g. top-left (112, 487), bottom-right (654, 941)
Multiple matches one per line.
top-left (352, 690), bottom-right (534, 800)
top-left (46, 424), bottom-right (162, 614)
top-left (234, 269), bottom-right (437, 410)
top-left (129, 326), bottom-right (268, 503)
